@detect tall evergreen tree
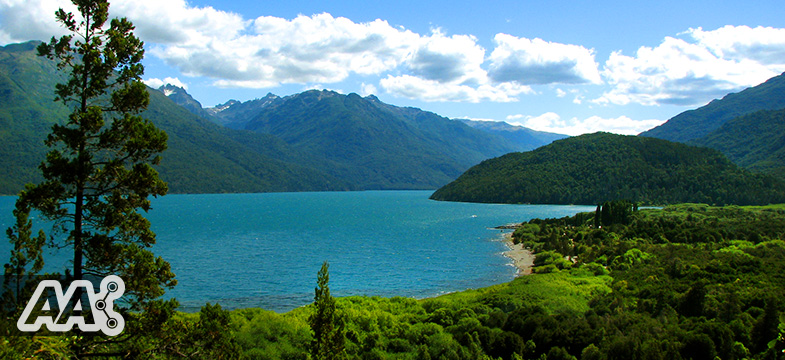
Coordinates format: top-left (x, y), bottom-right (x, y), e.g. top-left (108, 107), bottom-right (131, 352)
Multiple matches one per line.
top-left (309, 261), bottom-right (347, 360)
top-left (10, 0), bottom-right (174, 308)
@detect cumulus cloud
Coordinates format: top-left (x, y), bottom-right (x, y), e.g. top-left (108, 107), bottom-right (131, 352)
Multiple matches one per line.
top-left (406, 29), bottom-right (487, 85)
top-left (506, 113), bottom-right (665, 136)
top-left (143, 77), bottom-right (188, 90)
top-left (0, 0), bottom-right (74, 44)
top-left (0, 0), bottom-right (606, 103)
top-left (148, 12), bottom-right (420, 88)
top-left (687, 25), bottom-right (785, 66)
top-left (488, 34), bottom-right (602, 85)
top-left (360, 83), bottom-right (378, 97)
top-left (596, 25), bottom-right (785, 106)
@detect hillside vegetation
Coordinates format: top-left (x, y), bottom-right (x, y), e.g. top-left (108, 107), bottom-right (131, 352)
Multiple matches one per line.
top-left (690, 109), bottom-right (785, 176)
top-left (430, 132), bottom-right (785, 205)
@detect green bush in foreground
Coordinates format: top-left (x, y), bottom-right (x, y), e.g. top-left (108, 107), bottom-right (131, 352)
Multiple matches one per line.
top-left (227, 203), bottom-right (785, 360)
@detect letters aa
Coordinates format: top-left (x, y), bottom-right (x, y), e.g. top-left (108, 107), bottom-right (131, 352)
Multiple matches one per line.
top-left (17, 275), bottom-right (125, 336)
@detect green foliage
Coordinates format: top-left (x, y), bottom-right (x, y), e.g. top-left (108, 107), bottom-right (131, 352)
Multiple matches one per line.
top-left (209, 203), bottom-right (785, 360)
top-left (691, 108), bottom-right (785, 176)
top-left (431, 132), bottom-right (785, 205)
top-left (309, 262), bottom-right (347, 360)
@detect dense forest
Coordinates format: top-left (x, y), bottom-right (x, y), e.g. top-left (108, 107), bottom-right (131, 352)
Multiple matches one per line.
top-left (690, 109), bottom-right (785, 176)
top-left (6, 202), bottom-right (784, 359)
top-left (430, 132), bottom-right (785, 206)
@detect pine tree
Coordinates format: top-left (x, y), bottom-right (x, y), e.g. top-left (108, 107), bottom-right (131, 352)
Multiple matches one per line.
top-left (10, 0), bottom-right (174, 308)
top-left (309, 261), bottom-right (347, 360)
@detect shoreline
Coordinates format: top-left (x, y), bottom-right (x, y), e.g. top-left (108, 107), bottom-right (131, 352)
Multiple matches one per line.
top-left (501, 232), bottom-right (535, 276)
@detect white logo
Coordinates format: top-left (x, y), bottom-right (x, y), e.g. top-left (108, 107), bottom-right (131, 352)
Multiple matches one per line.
top-left (17, 275), bottom-right (125, 336)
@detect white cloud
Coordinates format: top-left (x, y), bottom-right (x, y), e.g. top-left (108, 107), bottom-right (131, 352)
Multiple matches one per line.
top-left (488, 34), bottom-right (602, 85)
top-left (406, 29), bottom-right (487, 85)
top-left (0, 0), bottom-right (603, 103)
top-left (507, 113), bottom-right (665, 136)
top-left (360, 82), bottom-right (378, 97)
top-left (596, 25), bottom-right (785, 106)
top-left (380, 75), bottom-right (531, 103)
top-left (144, 77), bottom-right (188, 90)
top-left (0, 0), bottom-right (75, 44)
top-left (687, 25), bottom-right (785, 66)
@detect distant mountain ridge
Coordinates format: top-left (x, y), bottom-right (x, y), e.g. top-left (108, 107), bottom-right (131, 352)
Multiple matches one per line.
top-left (640, 72), bottom-right (785, 142)
top-left (206, 93), bottom-right (283, 128)
top-left (236, 90), bottom-right (525, 189)
top-left (1, 40), bottom-right (566, 194)
top-left (0, 41), bottom-right (346, 194)
top-left (431, 132), bottom-right (785, 206)
top-left (156, 83), bottom-right (568, 190)
top-left (158, 85), bottom-right (564, 155)
top-left (460, 119), bottom-right (568, 152)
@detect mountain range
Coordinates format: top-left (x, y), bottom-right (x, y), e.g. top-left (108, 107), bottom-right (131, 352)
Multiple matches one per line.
top-left (0, 41), bottom-right (562, 195)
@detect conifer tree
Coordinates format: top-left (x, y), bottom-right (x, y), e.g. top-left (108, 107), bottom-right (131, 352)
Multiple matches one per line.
top-left (10, 0), bottom-right (174, 308)
top-left (309, 261), bottom-right (347, 360)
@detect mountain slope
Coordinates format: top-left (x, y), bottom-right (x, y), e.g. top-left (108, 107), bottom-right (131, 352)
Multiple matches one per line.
top-left (431, 132), bottom-right (785, 205)
top-left (690, 109), bottom-right (785, 175)
top-left (0, 41), bottom-right (348, 194)
top-left (241, 90), bottom-right (524, 189)
top-left (156, 84), bottom-right (214, 120)
top-left (206, 93), bottom-right (283, 128)
top-left (640, 72), bottom-right (785, 142)
top-left (460, 119), bottom-right (568, 151)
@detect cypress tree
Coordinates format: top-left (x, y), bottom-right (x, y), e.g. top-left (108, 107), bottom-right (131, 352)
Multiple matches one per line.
top-left (309, 261), bottom-right (347, 360)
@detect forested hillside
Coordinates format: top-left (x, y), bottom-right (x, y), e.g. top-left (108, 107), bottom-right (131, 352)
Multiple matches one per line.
top-left (690, 109), bottom-right (785, 176)
top-left (0, 41), bottom-right (347, 194)
top-left (430, 132), bottom-right (785, 205)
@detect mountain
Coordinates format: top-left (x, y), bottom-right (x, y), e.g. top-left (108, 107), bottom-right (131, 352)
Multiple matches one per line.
top-left (640, 72), bottom-right (785, 142)
top-left (431, 132), bottom-right (785, 205)
top-left (156, 84), bottom-right (213, 119)
top-left (206, 93), bottom-right (283, 128)
top-left (1, 40), bottom-right (535, 194)
top-left (690, 109), bottom-right (785, 175)
top-left (233, 90), bottom-right (526, 189)
top-left (460, 119), bottom-right (568, 151)
top-left (0, 41), bottom-right (348, 194)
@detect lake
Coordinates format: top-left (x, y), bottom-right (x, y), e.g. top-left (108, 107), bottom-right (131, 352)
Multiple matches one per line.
top-left (0, 191), bottom-right (593, 312)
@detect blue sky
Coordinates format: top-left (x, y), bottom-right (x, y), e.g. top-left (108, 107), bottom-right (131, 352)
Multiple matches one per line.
top-left (2, 0), bottom-right (784, 135)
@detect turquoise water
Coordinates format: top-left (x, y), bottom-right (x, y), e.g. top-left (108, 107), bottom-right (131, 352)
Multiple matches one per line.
top-left (0, 191), bottom-right (593, 312)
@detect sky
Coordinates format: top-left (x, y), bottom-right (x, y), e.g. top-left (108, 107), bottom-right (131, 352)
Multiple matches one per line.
top-left (1, 0), bottom-right (784, 136)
